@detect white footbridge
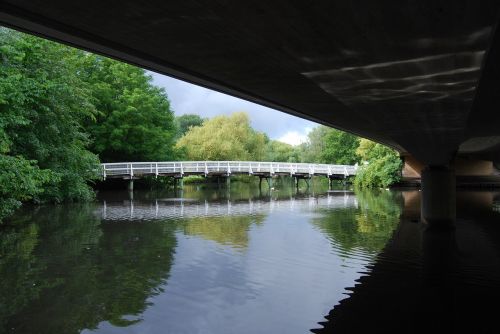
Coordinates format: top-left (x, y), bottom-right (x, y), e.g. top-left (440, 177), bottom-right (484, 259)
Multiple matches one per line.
top-left (101, 161), bottom-right (358, 180)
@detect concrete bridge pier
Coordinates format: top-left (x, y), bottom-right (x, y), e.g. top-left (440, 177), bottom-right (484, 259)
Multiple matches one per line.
top-left (421, 166), bottom-right (456, 226)
top-left (127, 179), bottom-right (134, 192)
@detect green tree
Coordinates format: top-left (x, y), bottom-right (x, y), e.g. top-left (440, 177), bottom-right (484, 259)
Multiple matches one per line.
top-left (354, 139), bottom-right (402, 188)
top-left (0, 28), bottom-right (99, 210)
top-left (80, 56), bottom-right (177, 162)
top-left (299, 126), bottom-right (331, 163)
top-left (299, 125), bottom-right (359, 164)
top-left (176, 112), bottom-right (266, 161)
top-left (265, 140), bottom-right (300, 162)
top-left (175, 114), bottom-right (204, 139)
top-left (321, 128), bottom-right (360, 164)
top-left (0, 155), bottom-right (53, 221)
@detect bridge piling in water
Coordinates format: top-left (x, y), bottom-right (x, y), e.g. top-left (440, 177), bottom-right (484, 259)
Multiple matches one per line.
top-left (421, 166), bottom-right (456, 226)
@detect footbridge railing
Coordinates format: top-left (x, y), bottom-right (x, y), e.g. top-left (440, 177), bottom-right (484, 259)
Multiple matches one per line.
top-left (101, 161), bottom-right (357, 180)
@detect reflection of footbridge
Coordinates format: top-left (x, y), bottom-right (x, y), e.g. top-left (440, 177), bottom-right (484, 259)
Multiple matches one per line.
top-left (98, 193), bottom-right (358, 221)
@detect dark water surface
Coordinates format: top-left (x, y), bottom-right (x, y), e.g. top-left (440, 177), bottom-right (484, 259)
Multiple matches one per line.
top-left (1, 183), bottom-right (499, 333)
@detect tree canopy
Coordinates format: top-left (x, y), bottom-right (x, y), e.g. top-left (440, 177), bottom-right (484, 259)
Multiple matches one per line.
top-left (354, 139), bottom-right (402, 188)
top-left (0, 28), bottom-right (99, 214)
top-left (298, 126), bottom-right (359, 164)
top-left (265, 140), bottom-right (300, 162)
top-left (176, 112), bottom-right (266, 161)
top-left (0, 28), bottom-right (178, 222)
top-left (175, 114), bottom-right (204, 139)
top-left (80, 56), bottom-right (177, 162)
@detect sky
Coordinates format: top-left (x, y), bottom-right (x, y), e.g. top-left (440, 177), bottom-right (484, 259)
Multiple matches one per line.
top-left (151, 72), bottom-right (318, 146)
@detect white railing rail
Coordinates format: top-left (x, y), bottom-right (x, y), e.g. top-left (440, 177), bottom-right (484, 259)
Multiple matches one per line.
top-left (101, 161), bottom-right (357, 179)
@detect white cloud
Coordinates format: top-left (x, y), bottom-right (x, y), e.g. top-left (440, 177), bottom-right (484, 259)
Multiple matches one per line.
top-left (150, 72), bottom-right (319, 140)
top-left (277, 131), bottom-right (308, 146)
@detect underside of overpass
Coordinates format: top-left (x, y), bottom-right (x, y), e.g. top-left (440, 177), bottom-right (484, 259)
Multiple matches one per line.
top-left (1, 1), bottom-right (500, 222)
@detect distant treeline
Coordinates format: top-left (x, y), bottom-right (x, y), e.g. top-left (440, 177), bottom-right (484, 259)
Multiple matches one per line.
top-left (0, 28), bottom-right (401, 222)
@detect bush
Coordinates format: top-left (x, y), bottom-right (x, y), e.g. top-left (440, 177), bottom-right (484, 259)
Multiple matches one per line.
top-left (354, 139), bottom-right (402, 188)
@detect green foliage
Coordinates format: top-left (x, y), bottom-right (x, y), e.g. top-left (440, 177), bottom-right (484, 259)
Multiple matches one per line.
top-left (322, 128), bottom-right (360, 164)
top-left (176, 112), bottom-right (266, 160)
top-left (0, 28), bottom-right (99, 219)
top-left (175, 114), bottom-right (204, 139)
top-left (265, 140), bottom-right (300, 162)
top-left (0, 28), bottom-right (180, 221)
top-left (80, 56), bottom-right (177, 162)
top-left (0, 155), bottom-right (54, 221)
top-left (354, 139), bottom-right (402, 188)
top-left (299, 126), bottom-right (359, 164)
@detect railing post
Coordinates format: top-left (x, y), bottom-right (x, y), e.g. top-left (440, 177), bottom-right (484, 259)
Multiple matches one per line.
top-left (102, 164), bottom-right (106, 180)
top-left (155, 163), bottom-right (158, 178)
top-left (217, 161), bottom-right (220, 172)
top-left (205, 162), bottom-right (208, 176)
top-left (181, 162), bottom-right (184, 176)
top-left (227, 162), bottom-right (231, 175)
top-left (129, 163), bottom-right (134, 177)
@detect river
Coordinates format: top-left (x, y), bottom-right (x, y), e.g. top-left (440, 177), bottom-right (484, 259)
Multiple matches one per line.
top-left (1, 182), bottom-right (499, 333)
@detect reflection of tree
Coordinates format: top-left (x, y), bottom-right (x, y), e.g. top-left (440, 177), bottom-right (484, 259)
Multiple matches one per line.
top-left (179, 215), bottom-right (265, 249)
top-left (1, 205), bottom-right (177, 334)
top-left (0, 222), bottom-right (51, 331)
top-left (312, 190), bottom-right (403, 254)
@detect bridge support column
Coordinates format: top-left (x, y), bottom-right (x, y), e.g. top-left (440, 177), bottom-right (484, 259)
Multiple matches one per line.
top-left (127, 179), bottom-right (134, 192)
top-left (328, 177), bottom-right (333, 190)
top-left (421, 166), bottom-right (455, 226)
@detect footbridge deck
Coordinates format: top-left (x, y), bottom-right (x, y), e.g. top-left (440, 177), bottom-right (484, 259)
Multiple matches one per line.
top-left (101, 161), bottom-right (357, 180)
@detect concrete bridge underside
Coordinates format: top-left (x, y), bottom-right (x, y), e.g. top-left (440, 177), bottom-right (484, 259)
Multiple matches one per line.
top-left (1, 1), bottom-right (500, 222)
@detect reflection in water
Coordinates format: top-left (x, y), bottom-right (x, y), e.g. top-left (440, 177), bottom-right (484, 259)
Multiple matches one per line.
top-left (312, 190), bottom-right (403, 255)
top-left (313, 191), bottom-right (500, 334)
top-left (179, 215), bottom-right (265, 249)
top-left (1, 205), bottom-right (176, 334)
top-left (1, 185), bottom-right (499, 333)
